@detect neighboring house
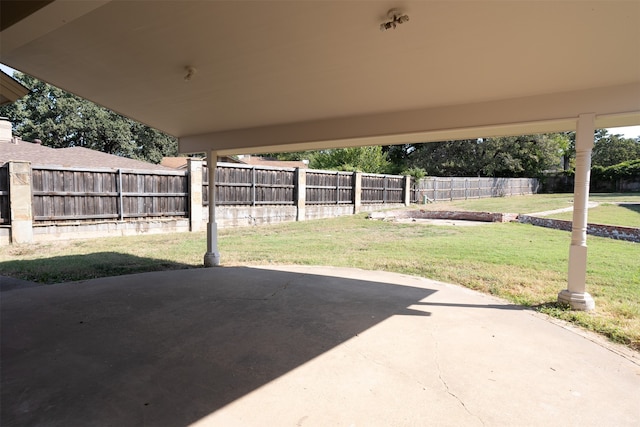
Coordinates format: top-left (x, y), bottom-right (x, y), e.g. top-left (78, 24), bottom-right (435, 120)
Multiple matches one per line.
top-left (160, 156), bottom-right (210, 170)
top-left (0, 119), bottom-right (172, 171)
top-left (160, 156), bottom-right (194, 169)
top-left (161, 154), bottom-right (308, 169)
top-left (237, 155), bottom-right (309, 169)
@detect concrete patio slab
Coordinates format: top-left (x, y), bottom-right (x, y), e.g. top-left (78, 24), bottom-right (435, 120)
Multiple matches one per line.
top-left (1, 266), bottom-right (638, 427)
top-left (0, 275), bottom-right (43, 292)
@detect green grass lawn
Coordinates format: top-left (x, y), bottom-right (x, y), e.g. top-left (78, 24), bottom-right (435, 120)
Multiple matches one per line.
top-left (548, 203), bottom-right (640, 227)
top-left (1, 193), bottom-right (639, 349)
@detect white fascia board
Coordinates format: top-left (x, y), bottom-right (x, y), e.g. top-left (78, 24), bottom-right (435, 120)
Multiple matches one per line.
top-left (179, 82), bottom-right (640, 155)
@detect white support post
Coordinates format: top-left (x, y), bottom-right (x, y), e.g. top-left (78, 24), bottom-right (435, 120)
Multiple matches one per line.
top-left (204, 151), bottom-right (221, 267)
top-left (558, 113), bottom-right (596, 310)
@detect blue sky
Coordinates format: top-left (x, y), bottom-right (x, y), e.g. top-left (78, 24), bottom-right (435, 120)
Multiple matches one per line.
top-left (2, 63), bottom-right (639, 139)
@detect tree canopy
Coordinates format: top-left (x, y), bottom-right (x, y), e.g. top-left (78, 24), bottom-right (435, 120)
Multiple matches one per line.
top-left (264, 133), bottom-right (582, 177)
top-left (259, 146), bottom-right (393, 174)
top-left (0, 73), bottom-right (177, 163)
top-left (397, 134), bottom-right (568, 178)
top-left (309, 146), bottom-right (392, 173)
top-left (591, 129), bottom-right (640, 168)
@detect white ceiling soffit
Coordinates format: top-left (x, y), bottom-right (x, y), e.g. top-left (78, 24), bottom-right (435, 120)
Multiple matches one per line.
top-left (1, 1), bottom-right (639, 154)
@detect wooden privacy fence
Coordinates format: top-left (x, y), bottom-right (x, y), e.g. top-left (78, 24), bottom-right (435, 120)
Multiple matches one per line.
top-left (361, 174), bottom-right (405, 204)
top-left (203, 163), bottom-right (296, 206)
top-left (31, 166), bottom-right (188, 222)
top-left (413, 177), bottom-right (539, 202)
top-left (306, 170), bottom-right (354, 204)
top-left (201, 164), bottom-right (409, 206)
top-left (0, 160), bottom-right (540, 228)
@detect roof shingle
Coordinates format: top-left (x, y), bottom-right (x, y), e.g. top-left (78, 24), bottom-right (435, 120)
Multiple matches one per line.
top-left (1, 139), bottom-right (173, 171)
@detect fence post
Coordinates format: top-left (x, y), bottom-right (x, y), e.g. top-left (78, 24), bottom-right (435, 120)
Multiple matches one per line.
top-left (383, 176), bottom-right (388, 203)
top-left (187, 159), bottom-right (203, 232)
top-left (251, 167), bottom-right (256, 206)
top-left (117, 169), bottom-right (124, 220)
top-left (403, 175), bottom-right (411, 206)
top-left (296, 168), bottom-right (306, 221)
top-left (353, 172), bottom-right (362, 213)
top-left (433, 178), bottom-right (438, 202)
top-left (8, 161), bottom-right (33, 243)
top-left (450, 178), bottom-right (453, 201)
top-left (335, 171), bottom-right (340, 204)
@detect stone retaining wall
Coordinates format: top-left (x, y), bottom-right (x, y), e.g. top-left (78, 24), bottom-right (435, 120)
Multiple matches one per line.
top-left (369, 209), bottom-right (639, 243)
top-left (368, 210), bottom-right (519, 223)
top-left (519, 215), bottom-right (640, 243)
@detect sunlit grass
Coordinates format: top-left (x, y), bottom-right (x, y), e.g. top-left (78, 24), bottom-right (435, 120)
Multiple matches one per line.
top-left (548, 203), bottom-right (640, 227)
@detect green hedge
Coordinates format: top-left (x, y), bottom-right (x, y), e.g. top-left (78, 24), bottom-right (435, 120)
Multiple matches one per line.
top-left (591, 159), bottom-right (640, 181)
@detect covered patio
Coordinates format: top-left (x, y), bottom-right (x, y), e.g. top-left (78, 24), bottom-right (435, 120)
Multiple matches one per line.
top-left (2, 1), bottom-right (640, 308)
top-left (1, 2), bottom-right (639, 424)
top-left (2, 1), bottom-right (638, 310)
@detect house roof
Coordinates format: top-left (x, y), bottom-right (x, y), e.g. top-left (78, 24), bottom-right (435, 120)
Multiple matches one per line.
top-left (237, 156), bottom-right (308, 169)
top-left (160, 156), bottom-right (192, 169)
top-left (0, 1), bottom-right (638, 155)
top-left (160, 155), bottom-right (306, 170)
top-left (0, 138), bottom-right (173, 171)
top-left (160, 156), bottom-right (241, 169)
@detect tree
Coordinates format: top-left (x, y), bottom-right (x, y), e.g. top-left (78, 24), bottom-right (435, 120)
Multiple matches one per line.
top-left (309, 146), bottom-right (392, 173)
top-left (403, 134), bottom-right (565, 177)
top-left (591, 129), bottom-right (640, 168)
top-left (550, 132), bottom-right (575, 171)
top-left (404, 139), bottom-right (484, 176)
top-left (260, 146), bottom-right (392, 173)
top-left (0, 73), bottom-right (178, 163)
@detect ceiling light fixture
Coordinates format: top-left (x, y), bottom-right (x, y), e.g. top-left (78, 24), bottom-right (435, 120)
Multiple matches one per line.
top-left (184, 66), bottom-right (196, 82)
top-left (380, 8), bottom-right (409, 31)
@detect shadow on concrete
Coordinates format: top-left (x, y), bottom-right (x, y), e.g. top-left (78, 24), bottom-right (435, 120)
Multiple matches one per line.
top-left (1, 267), bottom-right (434, 427)
top-left (0, 252), bottom-right (197, 286)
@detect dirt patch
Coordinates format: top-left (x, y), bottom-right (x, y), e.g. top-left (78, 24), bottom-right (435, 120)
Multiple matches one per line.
top-left (369, 210), bottom-right (518, 225)
top-left (394, 218), bottom-right (489, 226)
